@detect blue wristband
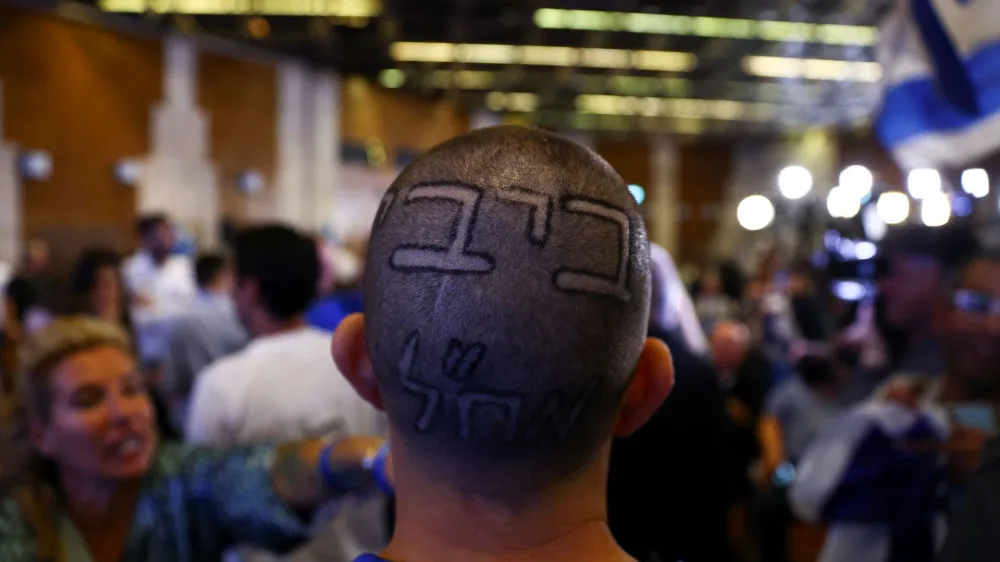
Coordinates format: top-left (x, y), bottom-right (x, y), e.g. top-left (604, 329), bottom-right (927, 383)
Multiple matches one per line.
top-left (318, 441), bottom-right (349, 492)
top-left (366, 443), bottom-right (393, 496)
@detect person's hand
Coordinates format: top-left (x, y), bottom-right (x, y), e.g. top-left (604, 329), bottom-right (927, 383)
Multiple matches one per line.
top-left (726, 397), bottom-right (752, 427)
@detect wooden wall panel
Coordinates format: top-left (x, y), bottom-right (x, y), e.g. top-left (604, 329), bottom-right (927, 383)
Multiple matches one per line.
top-left (594, 137), bottom-right (654, 235)
top-left (199, 53), bottom-right (277, 223)
top-left (0, 5), bottom-right (160, 262)
top-left (677, 142), bottom-right (733, 265)
top-left (340, 77), bottom-right (468, 159)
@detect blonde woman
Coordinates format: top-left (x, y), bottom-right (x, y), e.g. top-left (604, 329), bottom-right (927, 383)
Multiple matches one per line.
top-left (0, 317), bottom-right (390, 561)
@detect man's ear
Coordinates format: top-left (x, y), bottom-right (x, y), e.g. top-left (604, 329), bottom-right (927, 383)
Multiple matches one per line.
top-left (614, 338), bottom-right (674, 437)
top-left (332, 313), bottom-right (383, 410)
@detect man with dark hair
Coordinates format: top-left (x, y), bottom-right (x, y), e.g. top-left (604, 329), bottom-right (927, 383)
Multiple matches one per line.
top-left (187, 226), bottom-right (368, 444)
top-left (161, 252), bottom-right (248, 435)
top-left (194, 252), bottom-right (228, 289)
top-left (187, 226), bottom-right (386, 562)
top-left (879, 224), bottom-right (978, 375)
top-left (333, 126), bottom-right (674, 562)
top-left (122, 212), bottom-right (197, 366)
top-left (939, 250), bottom-right (1000, 561)
top-left (838, 225), bottom-right (979, 404)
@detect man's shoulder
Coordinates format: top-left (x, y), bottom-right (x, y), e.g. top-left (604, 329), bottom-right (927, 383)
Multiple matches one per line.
top-left (197, 349), bottom-right (254, 388)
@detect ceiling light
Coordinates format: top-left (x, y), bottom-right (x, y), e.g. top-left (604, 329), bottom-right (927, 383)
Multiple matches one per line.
top-left (391, 42), bottom-right (695, 72)
top-left (907, 169), bottom-right (941, 200)
top-left (777, 165), bottom-right (813, 200)
top-left (827, 185), bottom-right (861, 218)
top-left (737, 195), bottom-right (775, 231)
top-left (533, 8), bottom-right (877, 46)
top-left (962, 168), bottom-right (989, 198)
top-left (100, 0), bottom-right (380, 16)
top-left (839, 165), bottom-right (873, 198)
top-left (575, 95), bottom-right (776, 121)
top-left (876, 192), bottom-right (910, 225)
top-left (485, 92), bottom-right (539, 113)
top-left (921, 192), bottom-right (951, 227)
top-left (378, 69), bottom-right (405, 89)
top-left (743, 56), bottom-right (882, 82)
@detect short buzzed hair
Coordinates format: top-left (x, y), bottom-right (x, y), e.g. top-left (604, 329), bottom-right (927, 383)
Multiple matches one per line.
top-left (364, 126), bottom-right (651, 499)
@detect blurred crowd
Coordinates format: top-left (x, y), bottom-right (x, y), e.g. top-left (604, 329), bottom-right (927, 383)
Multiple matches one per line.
top-left (0, 126), bottom-right (997, 562)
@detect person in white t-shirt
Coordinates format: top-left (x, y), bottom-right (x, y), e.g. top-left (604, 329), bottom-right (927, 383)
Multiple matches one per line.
top-left (186, 224), bottom-right (386, 561)
top-left (122, 214), bottom-right (197, 367)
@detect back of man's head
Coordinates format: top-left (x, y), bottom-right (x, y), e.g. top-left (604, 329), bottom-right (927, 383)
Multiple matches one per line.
top-left (345, 126), bottom-right (666, 500)
top-left (195, 252), bottom-right (228, 290)
top-left (233, 225), bottom-right (319, 320)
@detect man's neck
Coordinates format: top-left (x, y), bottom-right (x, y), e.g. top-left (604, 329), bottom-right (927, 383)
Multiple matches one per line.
top-left (253, 315), bottom-right (307, 338)
top-left (145, 249), bottom-right (169, 267)
top-left (382, 451), bottom-right (632, 562)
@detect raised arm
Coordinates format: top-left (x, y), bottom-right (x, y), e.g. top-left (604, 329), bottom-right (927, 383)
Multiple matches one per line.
top-left (170, 436), bottom-right (391, 556)
top-left (270, 436), bottom-right (388, 511)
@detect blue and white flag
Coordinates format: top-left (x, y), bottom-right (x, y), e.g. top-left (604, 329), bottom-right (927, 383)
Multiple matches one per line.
top-left (875, 0), bottom-right (1000, 170)
top-left (790, 400), bottom-right (950, 562)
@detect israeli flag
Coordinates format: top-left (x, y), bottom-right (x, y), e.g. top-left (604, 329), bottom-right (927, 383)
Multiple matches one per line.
top-left (875, 0), bottom-right (1000, 170)
top-left (790, 400), bottom-right (950, 562)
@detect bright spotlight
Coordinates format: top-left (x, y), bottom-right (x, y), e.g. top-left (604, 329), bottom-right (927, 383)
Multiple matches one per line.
top-left (907, 168), bottom-right (941, 200)
top-left (839, 165), bottom-right (873, 198)
top-left (827, 185), bottom-right (861, 218)
top-left (962, 168), bottom-right (989, 198)
top-left (778, 165), bottom-right (813, 200)
top-left (855, 241), bottom-right (877, 260)
top-left (921, 192), bottom-right (951, 227)
top-left (737, 195), bottom-right (775, 231)
top-left (877, 191), bottom-right (910, 225)
top-left (862, 203), bottom-right (888, 241)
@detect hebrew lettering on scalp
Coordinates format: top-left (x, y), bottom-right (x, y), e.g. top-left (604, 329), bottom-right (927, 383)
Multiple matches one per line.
top-left (373, 188), bottom-right (398, 230)
top-left (390, 181), bottom-right (496, 274)
top-left (496, 187), bottom-right (554, 247)
top-left (457, 392), bottom-right (524, 442)
top-left (398, 331), bottom-right (443, 433)
top-left (442, 339), bottom-right (487, 380)
top-left (525, 379), bottom-right (600, 441)
top-left (553, 197), bottom-right (632, 303)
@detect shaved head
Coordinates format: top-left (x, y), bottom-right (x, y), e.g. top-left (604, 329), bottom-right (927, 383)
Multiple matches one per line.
top-left (361, 126), bottom-right (652, 497)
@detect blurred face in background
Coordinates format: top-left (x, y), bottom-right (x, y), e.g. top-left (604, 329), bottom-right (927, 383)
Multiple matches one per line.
top-left (92, 266), bottom-right (123, 320)
top-left (144, 220), bottom-right (175, 257)
top-left (700, 272), bottom-right (721, 296)
top-left (880, 253), bottom-right (943, 331)
top-left (33, 346), bottom-right (156, 481)
top-left (711, 322), bottom-right (750, 374)
top-left (24, 240), bottom-right (50, 274)
top-left (947, 259), bottom-right (1000, 393)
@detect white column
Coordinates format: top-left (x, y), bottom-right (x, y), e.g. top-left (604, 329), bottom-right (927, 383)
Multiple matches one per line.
top-left (274, 61), bottom-right (309, 226)
top-left (273, 64), bottom-right (341, 233)
top-left (0, 81), bottom-right (20, 265)
top-left (306, 70), bottom-right (340, 233)
top-left (649, 137), bottom-right (679, 256)
top-left (142, 36), bottom-right (219, 247)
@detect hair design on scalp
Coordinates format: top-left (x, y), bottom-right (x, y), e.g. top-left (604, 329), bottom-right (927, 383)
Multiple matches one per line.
top-left (552, 196), bottom-right (633, 303)
top-left (389, 182), bottom-right (496, 275)
top-left (364, 126), bottom-right (651, 497)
